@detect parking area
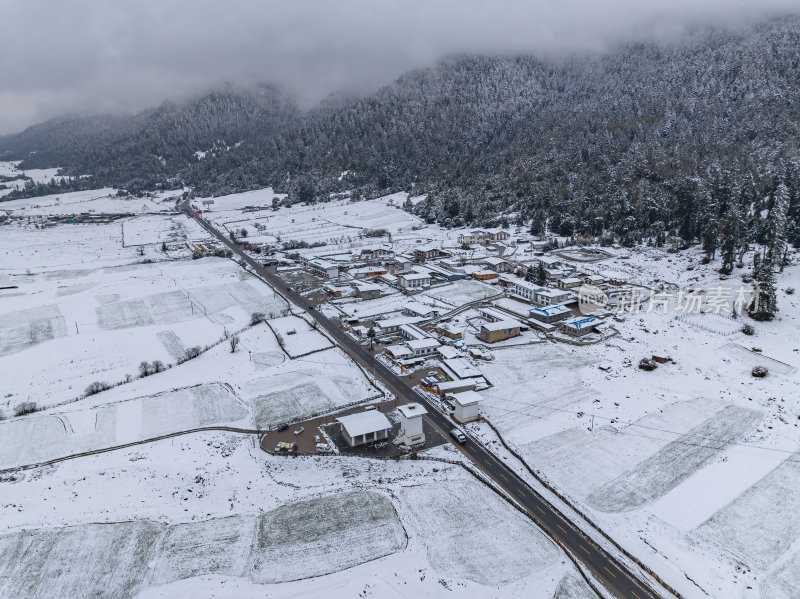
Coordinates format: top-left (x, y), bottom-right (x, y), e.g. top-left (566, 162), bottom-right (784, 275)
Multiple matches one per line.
top-left (260, 397), bottom-right (449, 458)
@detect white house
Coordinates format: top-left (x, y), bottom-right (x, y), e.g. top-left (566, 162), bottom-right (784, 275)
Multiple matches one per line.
top-left (399, 272), bottom-right (431, 290)
top-left (399, 323), bottom-right (428, 341)
top-left (336, 410), bottom-right (393, 447)
top-left (396, 403), bottom-right (427, 446)
top-left (402, 301), bottom-right (439, 319)
top-left (358, 245), bottom-right (394, 262)
top-left (451, 390), bottom-right (482, 423)
top-left (406, 338), bottom-right (440, 357)
top-left (375, 315), bottom-right (423, 334)
top-left (534, 288), bottom-right (572, 306)
top-left (394, 255), bottom-right (414, 273)
top-left (481, 256), bottom-right (510, 272)
top-left (307, 257), bottom-right (340, 278)
top-left (510, 279), bottom-right (543, 303)
top-left (458, 231), bottom-right (484, 245)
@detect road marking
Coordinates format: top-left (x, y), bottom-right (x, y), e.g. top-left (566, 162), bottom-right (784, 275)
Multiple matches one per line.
top-left (557, 524), bottom-right (567, 534)
top-left (604, 566), bottom-right (617, 579)
top-left (500, 473), bottom-right (508, 481)
top-left (519, 489), bottom-right (526, 497)
top-left (579, 544), bottom-right (590, 555)
top-left (536, 506), bottom-right (545, 514)
top-left (631, 592), bottom-right (641, 599)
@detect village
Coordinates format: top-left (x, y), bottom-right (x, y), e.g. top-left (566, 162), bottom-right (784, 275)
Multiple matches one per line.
top-left (226, 202), bottom-right (654, 458)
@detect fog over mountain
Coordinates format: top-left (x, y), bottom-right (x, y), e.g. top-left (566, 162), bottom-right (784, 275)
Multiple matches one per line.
top-left (1, 0), bottom-right (798, 134)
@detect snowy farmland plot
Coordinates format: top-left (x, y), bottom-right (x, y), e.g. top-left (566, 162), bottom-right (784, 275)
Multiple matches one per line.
top-left (396, 477), bottom-right (563, 587)
top-left (267, 314), bottom-right (332, 357)
top-left (0, 492), bottom-right (404, 598)
top-left (0, 187), bottom-right (134, 214)
top-left (0, 256), bottom-right (287, 413)
top-left (0, 432), bottom-right (591, 599)
top-left (0, 383), bottom-right (249, 470)
top-left (422, 279), bottom-right (501, 307)
top-left (196, 190), bottom-right (422, 251)
top-left (243, 348), bottom-right (378, 428)
top-left (121, 214), bottom-right (211, 247)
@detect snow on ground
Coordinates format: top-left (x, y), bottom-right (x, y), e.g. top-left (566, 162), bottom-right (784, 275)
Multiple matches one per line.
top-left (267, 314), bottom-right (332, 357)
top-left (194, 190), bottom-right (422, 252)
top-left (469, 244), bottom-right (800, 599)
top-left (0, 431), bottom-right (591, 599)
top-left (0, 256), bottom-right (286, 413)
top-left (0, 319), bottom-right (376, 467)
top-left (422, 279), bottom-right (502, 308)
top-left (121, 214), bottom-right (211, 247)
top-left (0, 188), bottom-right (130, 214)
top-left (4, 187), bottom-right (800, 599)
top-left (0, 160), bottom-right (69, 197)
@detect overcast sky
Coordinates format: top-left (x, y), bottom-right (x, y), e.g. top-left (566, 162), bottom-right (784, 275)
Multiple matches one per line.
top-left (0, 0), bottom-right (797, 134)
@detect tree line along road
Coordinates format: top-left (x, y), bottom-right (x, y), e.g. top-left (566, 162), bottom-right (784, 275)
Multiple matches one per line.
top-left (183, 201), bottom-right (667, 599)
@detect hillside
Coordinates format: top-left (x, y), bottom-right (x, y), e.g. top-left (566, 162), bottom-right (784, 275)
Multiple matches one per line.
top-left (2, 17), bottom-right (799, 248)
top-left (0, 83), bottom-right (301, 194)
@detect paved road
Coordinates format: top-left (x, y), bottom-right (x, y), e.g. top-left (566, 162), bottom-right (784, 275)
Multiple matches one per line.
top-left (184, 201), bottom-right (664, 599)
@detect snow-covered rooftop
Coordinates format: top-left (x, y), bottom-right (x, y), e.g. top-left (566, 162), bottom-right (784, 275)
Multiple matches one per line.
top-left (397, 403), bottom-right (427, 419)
top-left (451, 390), bottom-right (482, 407)
top-left (336, 410), bottom-right (392, 437)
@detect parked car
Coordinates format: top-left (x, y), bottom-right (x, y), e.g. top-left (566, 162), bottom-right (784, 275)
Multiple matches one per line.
top-left (427, 370), bottom-right (438, 377)
top-left (363, 405), bottom-right (377, 411)
top-left (316, 443), bottom-right (332, 453)
top-left (314, 435), bottom-right (321, 443)
top-left (276, 423), bottom-right (289, 432)
top-left (293, 426), bottom-right (305, 435)
top-left (450, 428), bottom-right (467, 444)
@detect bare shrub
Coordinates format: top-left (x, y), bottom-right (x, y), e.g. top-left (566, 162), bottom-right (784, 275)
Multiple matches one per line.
top-left (85, 381), bottom-right (111, 396)
top-left (14, 402), bottom-right (37, 417)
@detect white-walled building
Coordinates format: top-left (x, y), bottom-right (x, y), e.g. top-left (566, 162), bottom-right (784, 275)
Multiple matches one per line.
top-left (396, 403), bottom-right (427, 446)
top-left (399, 272), bottom-right (431, 290)
top-left (336, 411), bottom-right (393, 447)
top-left (406, 337), bottom-right (440, 357)
top-left (451, 390), bottom-right (482, 423)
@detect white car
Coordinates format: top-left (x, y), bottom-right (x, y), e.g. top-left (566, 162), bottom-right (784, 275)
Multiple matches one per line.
top-left (293, 427), bottom-right (305, 435)
top-left (450, 428), bottom-right (467, 444)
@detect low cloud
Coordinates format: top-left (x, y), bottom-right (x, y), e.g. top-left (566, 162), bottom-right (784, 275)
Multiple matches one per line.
top-left (0, 0), bottom-right (797, 133)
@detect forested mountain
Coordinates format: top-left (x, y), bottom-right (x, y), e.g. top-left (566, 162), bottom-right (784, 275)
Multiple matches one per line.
top-left (3, 17), bottom-right (799, 256)
top-left (0, 83), bottom-right (301, 194)
top-left (190, 17), bottom-right (800, 254)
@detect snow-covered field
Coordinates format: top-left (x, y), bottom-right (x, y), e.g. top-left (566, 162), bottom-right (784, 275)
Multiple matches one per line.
top-left (3, 187), bottom-right (800, 599)
top-left (470, 244), bottom-right (800, 599)
top-left (0, 253), bottom-right (287, 412)
top-left (0, 430), bottom-right (591, 599)
top-left (195, 190), bottom-right (425, 252)
top-left (0, 160), bottom-right (69, 197)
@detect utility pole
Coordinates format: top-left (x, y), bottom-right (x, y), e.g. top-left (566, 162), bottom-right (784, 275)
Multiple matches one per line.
top-left (75, 321), bottom-right (79, 334)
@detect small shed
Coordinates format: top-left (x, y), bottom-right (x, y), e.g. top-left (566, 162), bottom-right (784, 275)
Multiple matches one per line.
top-left (451, 390), bottom-right (482, 423)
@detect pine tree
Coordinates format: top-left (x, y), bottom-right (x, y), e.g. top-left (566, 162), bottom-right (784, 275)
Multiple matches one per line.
top-left (765, 183), bottom-right (790, 270)
top-left (750, 255), bottom-right (778, 321)
top-left (719, 210), bottom-right (742, 274)
top-left (533, 262), bottom-right (547, 286)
